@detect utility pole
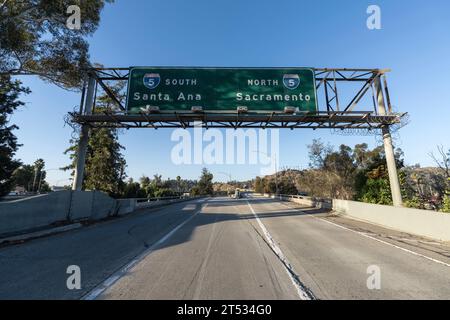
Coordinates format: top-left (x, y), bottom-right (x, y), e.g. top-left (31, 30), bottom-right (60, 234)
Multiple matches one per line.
top-left (32, 167), bottom-right (38, 193)
top-left (374, 75), bottom-right (403, 207)
top-left (37, 170), bottom-right (44, 193)
top-left (72, 75), bottom-right (96, 191)
top-left (38, 168), bottom-right (59, 193)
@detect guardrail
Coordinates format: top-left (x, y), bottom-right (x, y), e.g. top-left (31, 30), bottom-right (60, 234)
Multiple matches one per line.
top-left (277, 194), bottom-right (331, 203)
top-left (129, 195), bottom-right (203, 211)
top-left (261, 193), bottom-right (332, 209)
top-left (132, 195), bottom-right (194, 203)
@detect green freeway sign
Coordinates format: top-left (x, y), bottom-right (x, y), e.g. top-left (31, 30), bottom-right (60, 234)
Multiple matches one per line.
top-left (126, 67), bottom-right (317, 114)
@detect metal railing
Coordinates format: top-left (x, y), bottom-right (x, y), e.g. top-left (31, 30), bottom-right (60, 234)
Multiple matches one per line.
top-left (132, 195), bottom-right (201, 203)
top-left (263, 193), bottom-right (332, 205)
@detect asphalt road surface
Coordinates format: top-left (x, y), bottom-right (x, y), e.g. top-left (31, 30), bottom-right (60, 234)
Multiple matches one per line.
top-left (1, 195), bottom-right (449, 300)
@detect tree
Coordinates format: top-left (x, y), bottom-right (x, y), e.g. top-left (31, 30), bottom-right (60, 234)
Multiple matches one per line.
top-left (263, 180), bottom-right (277, 194)
top-left (1, 1), bottom-right (113, 195)
top-left (29, 158), bottom-right (51, 192)
top-left (10, 159), bottom-right (51, 193)
top-left (63, 80), bottom-right (127, 197)
top-left (11, 164), bottom-right (35, 191)
top-left (63, 127), bottom-right (126, 197)
top-left (154, 188), bottom-right (178, 198)
top-left (138, 175), bottom-right (153, 197)
top-left (400, 165), bottom-right (447, 210)
top-left (139, 175), bottom-right (151, 189)
top-left (353, 145), bottom-right (404, 204)
top-left (254, 176), bottom-right (264, 194)
top-left (429, 146), bottom-right (449, 186)
top-left (305, 141), bottom-right (356, 199)
top-left (152, 174), bottom-right (163, 188)
top-left (1, 0), bottom-right (114, 88)
top-left (32, 158), bottom-right (45, 191)
top-left (359, 175), bottom-right (392, 205)
top-left (442, 195), bottom-right (450, 213)
top-left (308, 139), bottom-right (333, 168)
top-left (323, 144), bottom-right (356, 199)
top-left (303, 140), bottom-right (405, 202)
top-left (277, 177), bottom-right (297, 195)
top-left (176, 175), bottom-right (181, 193)
top-left (295, 169), bottom-right (344, 199)
top-left (429, 146), bottom-right (450, 212)
top-left (191, 168), bottom-right (214, 196)
top-left (122, 178), bottom-right (145, 199)
top-left (0, 75), bottom-right (30, 196)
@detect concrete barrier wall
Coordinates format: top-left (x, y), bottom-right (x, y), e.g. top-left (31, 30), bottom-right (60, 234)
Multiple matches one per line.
top-left (333, 199), bottom-right (450, 242)
top-left (0, 191), bottom-right (120, 237)
top-left (0, 192), bottom-right (71, 236)
top-left (90, 191), bottom-right (117, 220)
top-left (69, 191), bottom-right (94, 221)
top-left (0, 191), bottom-right (118, 237)
top-left (0, 191), bottom-right (200, 237)
top-left (116, 199), bottom-right (136, 216)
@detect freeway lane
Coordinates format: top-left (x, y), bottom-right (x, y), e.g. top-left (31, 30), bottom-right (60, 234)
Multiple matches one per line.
top-left (0, 199), bottom-right (206, 299)
top-left (97, 196), bottom-right (450, 299)
top-left (96, 197), bottom-right (299, 300)
top-left (0, 195), bottom-right (449, 299)
top-left (244, 196), bottom-right (450, 299)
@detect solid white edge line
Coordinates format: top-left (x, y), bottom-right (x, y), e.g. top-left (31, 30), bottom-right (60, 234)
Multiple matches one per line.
top-left (277, 202), bottom-right (450, 268)
top-left (246, 200), bottom-right (314, 300)
top-left (317, 217), bottom-right (450, 268)
top-left (81, 204), bottom-right (207, 300)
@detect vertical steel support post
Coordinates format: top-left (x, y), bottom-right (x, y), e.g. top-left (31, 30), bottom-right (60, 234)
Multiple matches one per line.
top-left (72, 76), bottom-right (96, 191)
top-left (374, 75), bottom-right (403, 207)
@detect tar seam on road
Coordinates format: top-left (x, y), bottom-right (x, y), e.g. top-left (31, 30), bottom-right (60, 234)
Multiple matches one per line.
top-left (192, 213), bottom-right (219, 299)
top-left (81, 203), bottom-right (208, 300)
top-left (246, 200), bottom-right (316, 300)
top-left (278, 202), bottom-right (450, 269)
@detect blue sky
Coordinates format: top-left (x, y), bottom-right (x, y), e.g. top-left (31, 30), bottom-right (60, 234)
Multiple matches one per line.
top-left (13, 0), bottom-right (450, 185)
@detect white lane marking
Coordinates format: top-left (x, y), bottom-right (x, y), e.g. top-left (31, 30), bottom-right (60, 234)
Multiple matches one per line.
top-left (277, 202), bottom-right (450, 268)
top-left (246, 200), bottom-right (314, 300)
top-left (82, 204), bottom-right (207, 300)
top-left (318, 217), bottom-right (450, 268)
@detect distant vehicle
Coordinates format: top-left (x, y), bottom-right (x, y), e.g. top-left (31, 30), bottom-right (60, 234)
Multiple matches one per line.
top-left (234, 189), bottom-right (242, 199)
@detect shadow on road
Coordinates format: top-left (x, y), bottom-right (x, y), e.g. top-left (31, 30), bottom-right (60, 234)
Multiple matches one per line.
top-left (151, 197), bottom-right (330, 253)
top-left (0, 196), bottom-right (329, 299)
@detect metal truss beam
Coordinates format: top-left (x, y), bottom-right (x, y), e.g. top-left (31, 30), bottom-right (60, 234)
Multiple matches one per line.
top-left (71, 111), bottom-right (405, 129)
top-left (71, 67), bottom-right (406, 130)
